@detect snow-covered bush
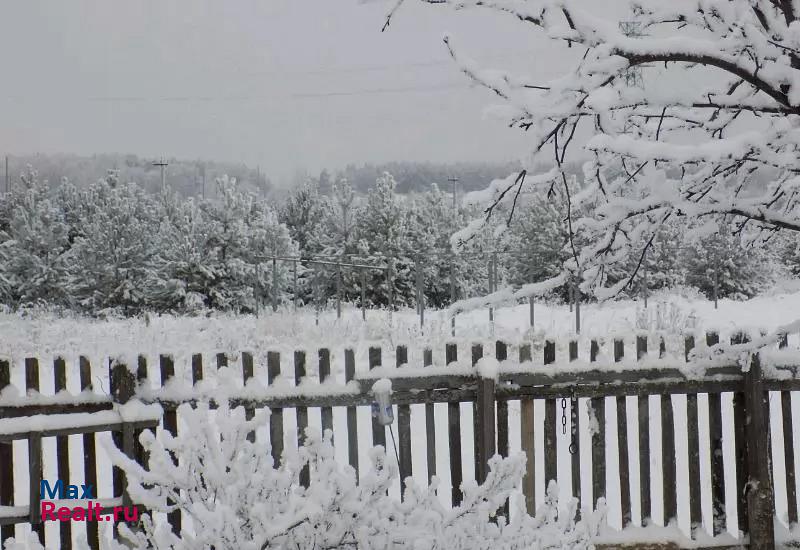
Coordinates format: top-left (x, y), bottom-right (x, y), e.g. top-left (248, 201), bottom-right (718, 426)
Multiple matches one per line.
top-left (635, 299), bottom-right (697, 333)
top-left (105, 400), bottom-right (600, 550)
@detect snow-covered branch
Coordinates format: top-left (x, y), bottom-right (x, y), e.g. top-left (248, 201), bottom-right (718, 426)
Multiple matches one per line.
top-left (392, 0), bottom-right (800, 314)
top-left (104, 400), bottom-right (601, 549)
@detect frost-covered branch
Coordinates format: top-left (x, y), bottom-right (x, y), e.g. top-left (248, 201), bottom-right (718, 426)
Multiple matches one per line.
top-left (389, 0), bottom-right (800, 313)
top-left (104, 400), bottom-right (601, 549)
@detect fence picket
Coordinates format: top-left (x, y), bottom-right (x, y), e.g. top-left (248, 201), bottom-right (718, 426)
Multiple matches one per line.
top-left (685, 336), bottom-right (702, 533)
top-left (496, 341), bottom-right (509, 519)
top-left (705, 331), bottom-right (726, 535)
top-left (158, 355), bottom-right (181, 536)
top-left (369, 347), bottom-right (386, 449)
top-left (637, 336), bottom-right (651, 526)
top-left (295, 351), bottom-right (309, 488)
top-left (589, 340), bottom-right (605, 509)
top-left (242, 352), bottom-right (255, 442)
top-left (783, 390), bottom-right (798, 525)
top-left (267, 352), bottom-right (284, 469)
top-left (396, 346), bottom-right (412, 498)
top-left (28, 433), bottom-right (42, 540)
top-left (732, 333), bottom-right (750, 534)
top-left (568, 342), bottom-right (580, 517)
top-left (344, 350), bottom-right (359, 477)
top-left (25, 358), bottom-right (44, 544)
top-left (79, 357), bottom-right (99, 550)
top-left (446, 343), bottom-right (462, 506)
top-left (662, 392), bottom-right (677, 525)
top-left (614, 340), bottom-right (632, 527)
top-left (319, 349), bottom-right (333, 439)
top-left (519, 343), bottom-right (535, 514)
top-left (0, 359), bottom-right (12, 545)
top-left (109, 359), bottom-right (135, 539)
top-left (591, 396), bottom-right (606, 510)
top-left (744, 354), bottom-right (775, 546)
top-left (472, 344), bottom-right (483, 482)
top-left (543, 341), bottom-right (557, 489)
top-left (423, 349), bottom-right (436, 484)
top-left (53, 358), bottom-right (72, 548)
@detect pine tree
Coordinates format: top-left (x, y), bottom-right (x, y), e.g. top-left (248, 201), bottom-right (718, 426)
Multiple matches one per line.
top-left (66, 180), bottom-right (160, 314)
top-left (354, 172), bottom-right (413, 307)
top-left (682, 224), bottom-right (771, 300)
top-left (0, 168), bottom-right (72, 307)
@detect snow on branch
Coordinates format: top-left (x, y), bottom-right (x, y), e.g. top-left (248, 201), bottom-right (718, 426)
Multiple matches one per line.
top-left (388, 0), bottom-right (800, 321)
top-left (104, 400), bottom-right (601, 549)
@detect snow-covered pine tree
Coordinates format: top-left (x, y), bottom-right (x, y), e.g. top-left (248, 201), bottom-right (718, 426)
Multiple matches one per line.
top-left (200, 176), bottom-right (296, 313)
top-left (146, 195), bottom-right (220, 313)
top-left (502, 192), bottom-right (569, 301)
top-left (0, 167), bottom-right (72, 307)
top-left (304, 177), bottom-right (361, 308)
top-left (354, 172), bottom-right (414, 307)
top-left (682, 224), bottom-right (772, 300)
top-left (279, 179), bottom-right (326, 305)
top-left (66, 179), bottom-right (160, 314)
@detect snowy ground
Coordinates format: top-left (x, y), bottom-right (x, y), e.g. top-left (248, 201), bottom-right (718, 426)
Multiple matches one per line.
top-left (2, 288), bottom-right (800, 546)
top-left (2, 286), bottom-right (800, 360)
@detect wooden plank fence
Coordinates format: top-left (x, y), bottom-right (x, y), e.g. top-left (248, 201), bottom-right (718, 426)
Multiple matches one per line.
top-left (0, 331), bottom-right (798, 549)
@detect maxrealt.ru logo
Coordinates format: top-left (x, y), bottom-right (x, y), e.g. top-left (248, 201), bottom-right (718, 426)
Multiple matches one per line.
top-left (40, 480), bottom-right (138, 522)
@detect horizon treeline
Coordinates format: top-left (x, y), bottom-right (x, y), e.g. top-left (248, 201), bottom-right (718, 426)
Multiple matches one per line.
top-left (0, 163), bottom-right (796, 317)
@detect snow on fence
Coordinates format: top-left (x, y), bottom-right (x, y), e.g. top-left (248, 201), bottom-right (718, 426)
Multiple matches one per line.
top-left (0, 331), bottom-right (799, 549)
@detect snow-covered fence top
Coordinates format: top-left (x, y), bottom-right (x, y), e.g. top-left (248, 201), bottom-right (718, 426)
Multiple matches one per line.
top-left (1, 330), bottom-right (800, 549)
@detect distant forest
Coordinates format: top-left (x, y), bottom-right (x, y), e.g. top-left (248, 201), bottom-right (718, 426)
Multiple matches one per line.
top-left (0, 153), bottom-right (567, 199)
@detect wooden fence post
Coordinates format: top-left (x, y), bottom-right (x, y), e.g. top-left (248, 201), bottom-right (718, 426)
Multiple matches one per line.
top-left (636, 336), bottom-right (651, 527)
top-left (344, 350), bottom-right (359, 477)
top-left (744, 353), bottom-right (776, 549)
top-left (160, 355), bottom-right (181, 535)
top-left (543, 342), bottom-right (557, 488)
top-left (396, 346), bottom-right (412, 498)
top-left (475, 374), bottom-right (496, 485)
top-left (294, 351), bottom-right (310, 488)
top-left (446, 343), bottom-right (462, 507)
top-left (732, 332), bottom-right (750, 534)
top-left (109, 359), bottom-right (136, 539)
top-left (369, 348), bottom-right (386, 449)
top-left (496, 341), bottom-right (509, 519)
top-left (319, 349), bottom-right (333, 439)
top-left (0, 359), bottom-right (14, 545)
top-left (614, 340), bottom-right (632, 527)
top-left (267, 352), bottom-right (284, 469)
top-left (53, 358), bottom-right (73, 549)
top-left (519, 343), bottom-right (535, 514)
top-left (80, 357), bottom-right (100, 550)
top-left (25, 358), bottom-right (44, 544)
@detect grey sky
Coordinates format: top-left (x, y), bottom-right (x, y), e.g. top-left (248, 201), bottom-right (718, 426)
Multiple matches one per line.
top-left (0, 0), bottom-right (581, 185)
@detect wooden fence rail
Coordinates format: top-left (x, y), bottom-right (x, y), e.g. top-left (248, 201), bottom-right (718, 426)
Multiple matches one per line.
top-left (0, 330), bottom-right (798, 549)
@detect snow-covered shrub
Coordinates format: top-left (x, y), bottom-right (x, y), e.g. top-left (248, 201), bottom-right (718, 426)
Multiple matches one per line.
top-left (635, 299), bottom-right (697, 333)
top-left (106, 400), bottom-right (600, 550)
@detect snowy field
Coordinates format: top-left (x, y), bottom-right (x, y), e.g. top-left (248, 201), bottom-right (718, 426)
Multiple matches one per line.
top-left (2, 289), bottom-right (800, 546)
top-left (3, 285), bottom-right (800, 360)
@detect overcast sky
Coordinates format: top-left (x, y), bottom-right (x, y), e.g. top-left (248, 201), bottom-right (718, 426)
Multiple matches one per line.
top-left (0, 0), bottom-right (588, 184)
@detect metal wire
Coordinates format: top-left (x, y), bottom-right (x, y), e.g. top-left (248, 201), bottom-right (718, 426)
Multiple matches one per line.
top-left (389, 424), bottom-right (401, 470)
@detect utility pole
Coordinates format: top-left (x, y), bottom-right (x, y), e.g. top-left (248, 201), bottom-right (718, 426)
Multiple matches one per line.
top-left (448, 175), bottom-right (459, 216)
top-left (152, 158), bottom-right (169, 192)
top-left (4, 156), bottom-right (7, 194)
top-left (449, 174), bottom-right (459, 335)
top-left (201, 164), bottom-right (206, 199)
